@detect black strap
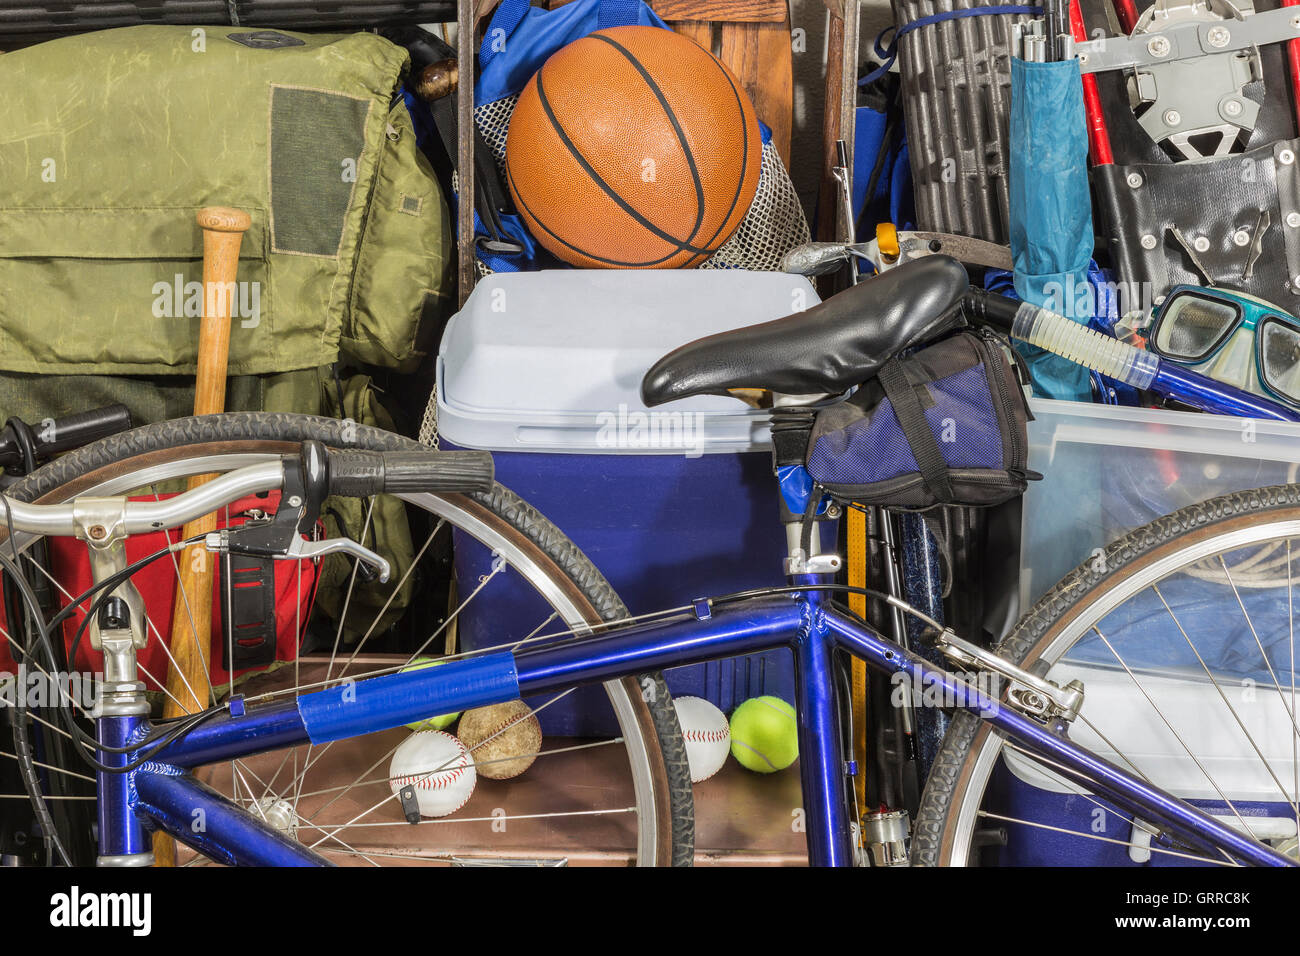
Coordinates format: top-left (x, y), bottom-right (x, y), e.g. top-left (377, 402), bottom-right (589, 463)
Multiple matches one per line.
top-left (426, 96), bottom-right (518, 247)
top-left (220, 549), bottom-right (279, 672)
top-left (877, 358), bottom-right (955, 503)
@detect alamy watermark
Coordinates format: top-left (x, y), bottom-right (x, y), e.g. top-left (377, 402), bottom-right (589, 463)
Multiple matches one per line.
top-left (151, 276), bottom-right (261, 329)
top-left (596, 404), bottom-right (708, 458)
top-left (0, 666), bottom-right (101, 712)
top-left (891, 669), bottom-right (998, 717)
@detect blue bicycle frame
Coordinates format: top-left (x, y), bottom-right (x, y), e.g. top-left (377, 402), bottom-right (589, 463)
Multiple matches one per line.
top-left (101, 571), bottom-right (1294, 867)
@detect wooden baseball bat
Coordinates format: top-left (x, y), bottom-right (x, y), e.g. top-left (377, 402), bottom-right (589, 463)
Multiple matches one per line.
top-left (154, 206), bottom-right (251, 867)
top-left (414, 58), bottom-right (457, 101)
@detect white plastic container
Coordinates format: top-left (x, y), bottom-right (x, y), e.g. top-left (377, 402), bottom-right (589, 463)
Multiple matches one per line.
top-left (436, 269), bottom-right (820, 455)
top-left (1019, 398), bottom-right (1300, 607)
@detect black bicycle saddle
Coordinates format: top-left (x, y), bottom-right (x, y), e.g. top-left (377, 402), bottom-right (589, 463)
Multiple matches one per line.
top-left (640, 255), bottom-right (970, 406)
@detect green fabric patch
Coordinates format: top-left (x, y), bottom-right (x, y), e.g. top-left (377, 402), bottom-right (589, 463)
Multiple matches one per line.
top-left (269, 86), bottom-right (371, 258)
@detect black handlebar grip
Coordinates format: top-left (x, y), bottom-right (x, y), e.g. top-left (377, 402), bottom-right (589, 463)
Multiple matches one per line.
top-left (37, 403), bottom-right (134, 455)
top-left (0, 403), bottom-right (133, 468)
top-left (963, 287), bottom-right (1020, 334)
top-left (325, 448), bottom-right (495, 498)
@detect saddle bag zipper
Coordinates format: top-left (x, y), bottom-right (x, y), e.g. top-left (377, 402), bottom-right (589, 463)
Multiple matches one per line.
top-left (976, 328), bottom-right (1027, 470)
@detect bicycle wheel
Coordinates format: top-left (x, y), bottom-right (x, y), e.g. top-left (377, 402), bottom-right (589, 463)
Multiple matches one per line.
top-left (0, 412), bottom-right (693, 866)
top-left (915, 485), bottom-right (1300, 866)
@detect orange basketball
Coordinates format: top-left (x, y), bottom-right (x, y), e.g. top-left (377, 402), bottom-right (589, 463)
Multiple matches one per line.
top-left (505, 25), bottom-right (762, 269)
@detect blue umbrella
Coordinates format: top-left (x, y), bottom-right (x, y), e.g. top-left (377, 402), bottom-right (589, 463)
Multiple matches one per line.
top-left (1009, 56), bottom-right (1095, 400)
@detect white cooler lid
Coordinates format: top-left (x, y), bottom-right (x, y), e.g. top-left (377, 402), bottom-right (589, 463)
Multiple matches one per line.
top-left (437, 270), bottom-right (821, 455)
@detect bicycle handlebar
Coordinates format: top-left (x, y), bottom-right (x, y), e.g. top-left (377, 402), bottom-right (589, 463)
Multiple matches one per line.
top-left (0, 446), bottom-right (495, 539)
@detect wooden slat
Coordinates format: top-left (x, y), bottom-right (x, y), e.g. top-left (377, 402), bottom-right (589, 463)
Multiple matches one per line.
top-left (671, 19), bottom-right (716, 51)
top-left (717, 17), bottom-right (793, 167)
top-left (817, 10), bottom-right (845, 242)
top-left (458, 0), bottom-right (477, 308)
top-left (835, 0), bottom-right (859, 241)
top-left (654, 0), bottom-right (788, 22)
top-left (539, 0), bottom-right (786, 19)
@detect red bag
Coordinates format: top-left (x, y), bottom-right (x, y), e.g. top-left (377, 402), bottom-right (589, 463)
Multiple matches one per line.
top-left (0, 491), bottom-right (318, 691)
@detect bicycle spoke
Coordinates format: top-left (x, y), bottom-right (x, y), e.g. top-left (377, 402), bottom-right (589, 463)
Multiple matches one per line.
top-left (1291, 541), bottom-right (1300, 839)
top-left (15, 546), bottom-right (199, 715)
top-left (1152, 583), bottom-right (1298, 809)
top-left (309, 807), bottom-right (638, 828)
top-left (223, 758), bottom-right (381, 867)
top-left (286, 739), bottom-right (624, 801)
top-left (999, 740), bottom-right (1235, 866)
top-left (0, 622), bottom-right (90, 718)
top-left (1218, 555), bottom-right (1300, 745)
top-left (342, 519), bottom-right (445, 665)
top-left (1089, 623), bottom-right (1254, 836)
top-left (293, 559), bottom-right (305, 823)
top-left (396, 558), bottom-right (505, 668)
top-left (160, 523), bottom-right (214, 713)
top-left (322, 498), bottom-right (377, 685)
top-left (305, 689), bottom-right (581, 851)
top-left (1074, 712), bottom-right (1155, 786)
top-left (0, 749), bottom-right (95, 783)
top-left (0, 793), bottom-right (95, 800)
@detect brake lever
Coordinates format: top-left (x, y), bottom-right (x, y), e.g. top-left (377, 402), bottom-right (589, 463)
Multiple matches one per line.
top-left (204, 529), bottom-right (391, 583)
top-left (200, 445), bottom-right (392, 583)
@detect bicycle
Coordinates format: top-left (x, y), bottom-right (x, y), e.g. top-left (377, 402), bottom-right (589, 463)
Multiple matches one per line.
top-left (3, 254), bottom-right (1299, 866)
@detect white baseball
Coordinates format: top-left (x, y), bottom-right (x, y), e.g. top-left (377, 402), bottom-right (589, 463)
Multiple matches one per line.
top-left (673, 696), bottom-right (731, 783)
top-left (388, 730), bottom-right (476, 817)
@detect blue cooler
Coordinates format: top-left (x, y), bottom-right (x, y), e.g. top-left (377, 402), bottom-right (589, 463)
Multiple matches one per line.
top-left (435, 270), bottom-right (819, 736)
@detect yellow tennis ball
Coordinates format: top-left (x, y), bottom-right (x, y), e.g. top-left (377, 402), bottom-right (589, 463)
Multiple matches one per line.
top-left (729, 696), bottom-right (798, 773)
top-left (402, 657), bottom-right (460, 732)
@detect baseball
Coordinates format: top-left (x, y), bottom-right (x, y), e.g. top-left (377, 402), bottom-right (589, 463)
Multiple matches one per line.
top-left (673, 695), bottom-right (731, 783)
top-left (456, 700), bottom-right (542, 780)
top-left (388, 730), bottom-right (476, 817)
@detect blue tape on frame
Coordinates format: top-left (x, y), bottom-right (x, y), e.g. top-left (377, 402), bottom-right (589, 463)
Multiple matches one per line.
top-left (296, 652), bottom-right (521, 744)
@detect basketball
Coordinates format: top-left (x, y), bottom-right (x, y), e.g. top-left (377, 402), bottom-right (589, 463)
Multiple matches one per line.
top-left (505, 25), bottom-right (762, 269)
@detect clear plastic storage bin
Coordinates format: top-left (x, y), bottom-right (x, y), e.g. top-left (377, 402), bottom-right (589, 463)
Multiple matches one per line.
top-left (1020, 398), bottom-right (1300, 608)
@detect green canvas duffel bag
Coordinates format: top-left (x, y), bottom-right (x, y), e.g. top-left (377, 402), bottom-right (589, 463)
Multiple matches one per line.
top-left (0, 24), bottom-right (453, 425)
top-left (0, 25), bottom-right (449, 643)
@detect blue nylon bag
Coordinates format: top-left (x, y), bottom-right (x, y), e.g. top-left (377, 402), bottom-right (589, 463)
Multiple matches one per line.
top-left (806, 331), bottom-right (1038, 508)
top-left (478, 0), bottom-right (665, 104)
